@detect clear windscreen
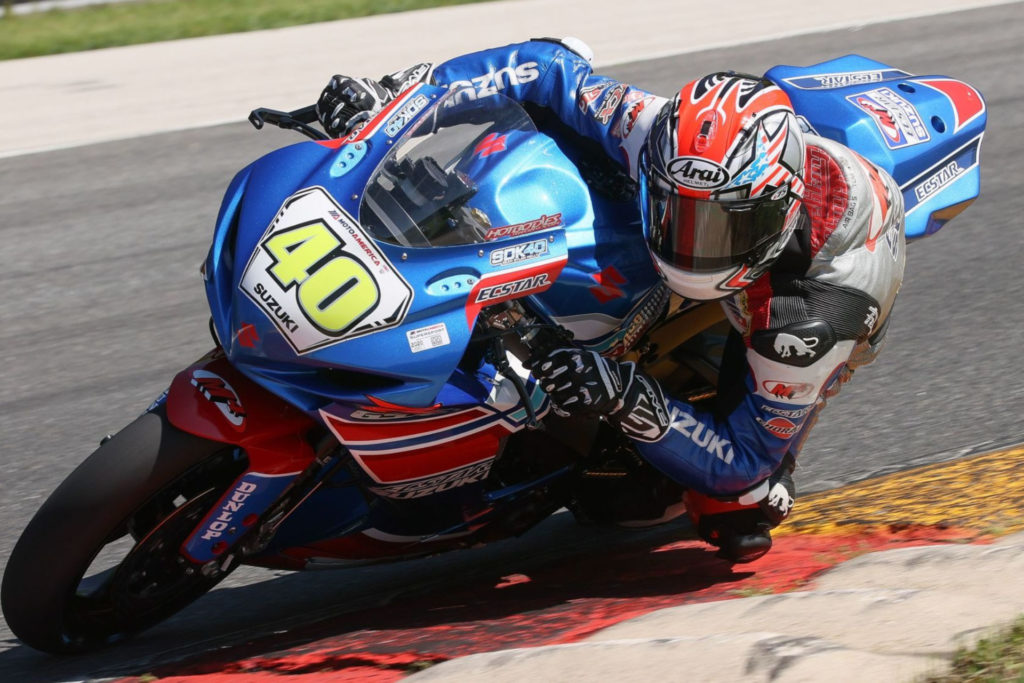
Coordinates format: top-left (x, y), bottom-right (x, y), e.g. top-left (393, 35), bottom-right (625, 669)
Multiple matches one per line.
top-left (358, 91), bottom-right (537, 247)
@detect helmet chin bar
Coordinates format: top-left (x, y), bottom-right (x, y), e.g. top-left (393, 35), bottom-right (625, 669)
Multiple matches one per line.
top-left (650, 251), bottom-right (739, 302)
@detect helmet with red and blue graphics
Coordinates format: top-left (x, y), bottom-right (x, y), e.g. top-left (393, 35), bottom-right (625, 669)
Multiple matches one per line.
top-left (641, 73), bottom-right (806, 300)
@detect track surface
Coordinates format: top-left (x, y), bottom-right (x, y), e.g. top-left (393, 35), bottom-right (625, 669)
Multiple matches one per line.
top-left (0, 4), bottom-right (1021, 679)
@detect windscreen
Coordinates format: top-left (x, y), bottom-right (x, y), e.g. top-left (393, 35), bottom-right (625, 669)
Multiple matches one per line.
top-left (359, 92), bottom-right (537, 247)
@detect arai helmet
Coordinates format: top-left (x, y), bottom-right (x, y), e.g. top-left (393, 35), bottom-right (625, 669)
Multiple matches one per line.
top-left (641, 73), bottom-right (806, 300)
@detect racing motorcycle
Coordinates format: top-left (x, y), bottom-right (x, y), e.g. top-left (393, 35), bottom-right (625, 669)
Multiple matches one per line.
top-left (1, 54), bottom-right (986, 653)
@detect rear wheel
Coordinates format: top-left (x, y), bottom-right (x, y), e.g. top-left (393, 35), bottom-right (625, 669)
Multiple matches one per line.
top-left (1, 405), bottom-right (247, 653)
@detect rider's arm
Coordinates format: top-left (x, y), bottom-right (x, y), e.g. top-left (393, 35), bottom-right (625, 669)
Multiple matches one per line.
top-left (631, 332), bottom-right (856, 497)
top-left (431, 38), bottom-right (667, 178)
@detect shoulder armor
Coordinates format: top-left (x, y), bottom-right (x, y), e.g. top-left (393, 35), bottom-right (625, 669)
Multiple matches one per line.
top-left (751, 319), bottom-right (836, 368)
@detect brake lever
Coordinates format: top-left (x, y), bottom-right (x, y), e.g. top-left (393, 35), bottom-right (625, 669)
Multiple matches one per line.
top-left (248, 106), bottom-right (329, 141)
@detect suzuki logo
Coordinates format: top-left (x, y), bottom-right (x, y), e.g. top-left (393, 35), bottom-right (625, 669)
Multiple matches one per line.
top-left (589, 265), bottom-right (627, 303)
top-left (668, 408), bottom-right (734, 464)
top-left (474, 132), bottom-right (507, 158)
top-left (236, 323), bottom-right (260, 349)
top-left (667, 156), bottom-right (730, 190)
top-left (191, 370), bottom-right (246, 427)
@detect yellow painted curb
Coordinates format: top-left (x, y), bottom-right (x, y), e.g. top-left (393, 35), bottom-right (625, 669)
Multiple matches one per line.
top-left (777, 445), bottom-right (1024, 537)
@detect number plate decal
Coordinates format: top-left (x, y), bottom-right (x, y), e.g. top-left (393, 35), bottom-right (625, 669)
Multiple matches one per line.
top-left (240, 187), bottom-right (413, 354)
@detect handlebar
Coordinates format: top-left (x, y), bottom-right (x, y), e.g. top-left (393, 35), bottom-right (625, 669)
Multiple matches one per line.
top-left (248, 105), bottom-right (330, 141)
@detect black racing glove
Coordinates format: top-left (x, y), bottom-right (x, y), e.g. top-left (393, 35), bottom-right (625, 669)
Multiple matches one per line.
top-left (531, 348), bottom-right (671, 442)
top-left (316, 75), bottom-right (393, 137)
top-left (315, 63), bottom-right (433, 138)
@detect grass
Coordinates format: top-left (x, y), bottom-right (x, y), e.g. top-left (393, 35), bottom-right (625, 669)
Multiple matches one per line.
top-left (0, 0), bottom-right (496, 61)
top-left (924, 615), bottom-right (1024, 682)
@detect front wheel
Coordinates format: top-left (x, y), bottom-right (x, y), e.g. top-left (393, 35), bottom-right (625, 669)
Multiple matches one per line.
top-left (1, 405), bottom-right (247, 653)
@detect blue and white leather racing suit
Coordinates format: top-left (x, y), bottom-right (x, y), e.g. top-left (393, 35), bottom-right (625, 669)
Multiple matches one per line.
top-left (425, 39), bottom-right (907, 508)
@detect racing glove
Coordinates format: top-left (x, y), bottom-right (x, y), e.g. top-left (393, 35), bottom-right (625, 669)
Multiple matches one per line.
top-left (531, 348), bottom-right (671, 442)
top-left (316, 75), bottom-right (393, 137)
top-left (316, 63), bottom-right (433, 137)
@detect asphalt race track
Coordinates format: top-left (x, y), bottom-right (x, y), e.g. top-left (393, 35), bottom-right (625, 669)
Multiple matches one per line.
top-left (0, 4), bottom-right (1021, 679)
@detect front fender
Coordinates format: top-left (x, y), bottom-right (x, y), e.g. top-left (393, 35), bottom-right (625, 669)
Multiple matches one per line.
top-left (165, 350), bottom-right (318, 473)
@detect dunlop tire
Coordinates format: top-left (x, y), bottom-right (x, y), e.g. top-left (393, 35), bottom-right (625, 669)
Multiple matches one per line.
top-left (1, 404), bottom-right (236, 654)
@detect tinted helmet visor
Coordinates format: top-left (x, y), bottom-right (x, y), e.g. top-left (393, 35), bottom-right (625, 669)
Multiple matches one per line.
top-left (645, 175), bottom-right (791, 273)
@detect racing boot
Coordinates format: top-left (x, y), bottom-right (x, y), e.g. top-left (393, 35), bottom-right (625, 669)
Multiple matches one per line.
top-left (686, 455), bottom-right (796, 563)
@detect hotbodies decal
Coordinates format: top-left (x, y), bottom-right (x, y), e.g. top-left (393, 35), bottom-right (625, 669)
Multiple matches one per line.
top-left (240, 187), bottom-right (413, 354)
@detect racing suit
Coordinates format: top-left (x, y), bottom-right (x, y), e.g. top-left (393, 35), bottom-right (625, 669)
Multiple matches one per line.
top-left (334, 38), bottom-right (907, 559)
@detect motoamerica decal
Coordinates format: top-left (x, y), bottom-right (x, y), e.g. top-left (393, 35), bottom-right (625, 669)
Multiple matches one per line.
top-left (240, 187), bottom-right (413, 354)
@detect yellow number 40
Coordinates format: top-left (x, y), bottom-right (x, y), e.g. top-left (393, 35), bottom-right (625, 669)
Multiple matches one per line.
top-left (262, 221), bottom-right (379, 335)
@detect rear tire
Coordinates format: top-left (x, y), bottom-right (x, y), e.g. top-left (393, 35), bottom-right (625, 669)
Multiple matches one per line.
top-left (1, 405), bottom-right (247, 653)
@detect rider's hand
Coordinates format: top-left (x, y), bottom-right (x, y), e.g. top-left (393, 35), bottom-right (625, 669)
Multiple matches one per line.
top-left (531, 348), bottom-right (671, 441)
top-left (316, 75), bottom-right (393, 137)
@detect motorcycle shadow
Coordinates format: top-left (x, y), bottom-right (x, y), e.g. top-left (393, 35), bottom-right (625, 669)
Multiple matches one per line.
top-left (0, 513), bottom-right (751, 680)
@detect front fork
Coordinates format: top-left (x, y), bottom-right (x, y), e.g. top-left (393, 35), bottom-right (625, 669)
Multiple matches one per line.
top-left (160, 349), bottom-right (340, 571)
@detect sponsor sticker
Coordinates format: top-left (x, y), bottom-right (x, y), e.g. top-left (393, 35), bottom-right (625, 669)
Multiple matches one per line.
top-left (759, 404), bottom-right (813, 419)
top-left (368, 460), bottom-right (494, 499)
top-left (756, 416), bottom-right (800, 439)
top-left (239, 187), bottom-right (413, 354)
top-left (579, 82), bottom-right (610, 113)
top-left (406, 322), bottom-right (450, 353)
top-left (761, 380), bottom-right (816, 402)
top-left (847, 87), bottom-right (930, 149)
top-left (667, 408), bottom-right (734, 464)
top-left (667, 156), bottom-right (730, 190)
top-left (595, 84), bottom-right (626, 125)
top-left (615, 94), bottom-right (655, 139)
top-left (484, 213), bottom-right (562, 240)
top-left (191, 370), bottom-right (245, 428)
top-left (489, 238), bottom-right (549, 266)
top-left (445, 61), bottom-right (540, 106)
top-left (902, 135), bottom-right (981, 216)
top-left (199, 480), bottom-right (258, 541)
top-left (783, 69), bottom-right (911, 91)
top-left (474, 273), bottom-right (549, 303)
top-left (913, 160), bottom-right (966, 203)
top-left (383, 94), bottom-right (430, 137)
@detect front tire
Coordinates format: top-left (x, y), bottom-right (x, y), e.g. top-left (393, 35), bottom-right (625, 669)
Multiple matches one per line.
top-left (1, 405), bottom-right (247, 653)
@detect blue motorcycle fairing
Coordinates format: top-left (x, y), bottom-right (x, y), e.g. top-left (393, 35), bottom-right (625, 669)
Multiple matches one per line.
top-left (766, 55), bottom-right (986, 239)
top-left (206, 90), bottom-right (594, 411)
top-left (530, 190), bottom-right (662, 353)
